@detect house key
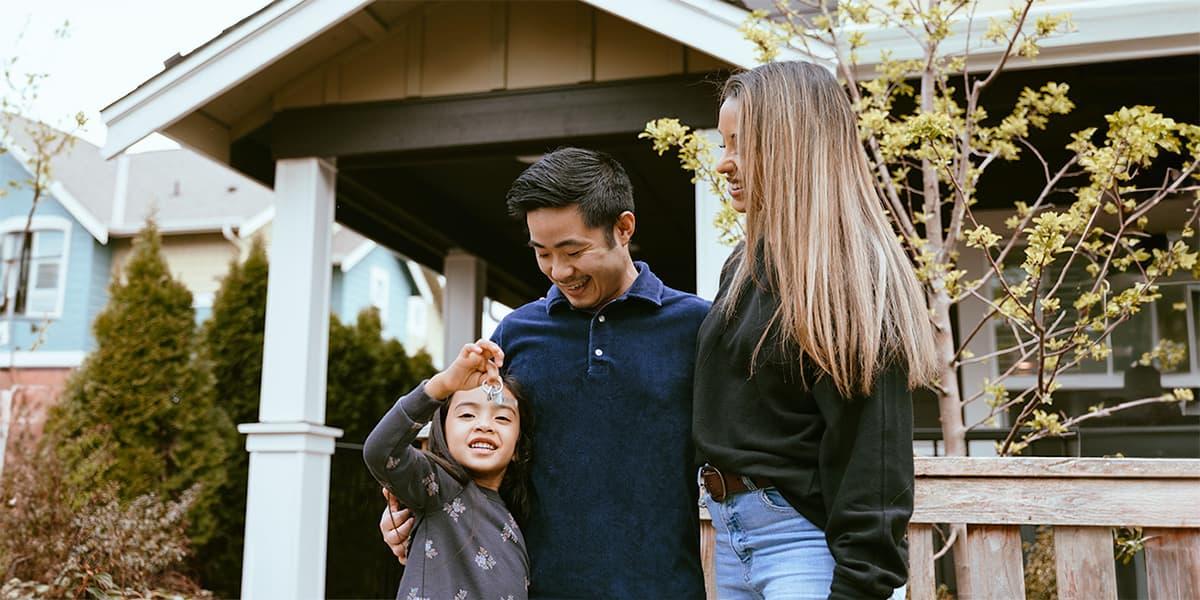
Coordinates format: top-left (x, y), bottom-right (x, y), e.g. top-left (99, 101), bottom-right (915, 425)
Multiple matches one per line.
top-left (481, 378), bottom-right (504, 406)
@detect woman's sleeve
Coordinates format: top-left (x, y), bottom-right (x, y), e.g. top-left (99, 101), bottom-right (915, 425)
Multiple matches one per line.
top-left (363, 381), bottom-right (463, 512)
top-left (814, 361), bottom-right (914, 600)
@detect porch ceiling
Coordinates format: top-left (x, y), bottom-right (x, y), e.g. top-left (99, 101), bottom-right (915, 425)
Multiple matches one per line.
top-left (225, 54), bottom-right (1200, 308)
top-left (334, 134), bottom-right (704, 309)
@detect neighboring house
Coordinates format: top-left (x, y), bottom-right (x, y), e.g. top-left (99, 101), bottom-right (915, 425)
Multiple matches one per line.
top-left (0, 116), bottom-right (441, 472)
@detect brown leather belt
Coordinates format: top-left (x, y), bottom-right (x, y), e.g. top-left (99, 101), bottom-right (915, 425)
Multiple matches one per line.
top-left (699, 464), bottom-right (773, 503)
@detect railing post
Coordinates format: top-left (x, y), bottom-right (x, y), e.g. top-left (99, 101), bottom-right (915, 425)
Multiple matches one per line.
top-left (1054, 526), bottom-right (1117, 600)
top-left (1144, 528), bottom-right (1200, 600)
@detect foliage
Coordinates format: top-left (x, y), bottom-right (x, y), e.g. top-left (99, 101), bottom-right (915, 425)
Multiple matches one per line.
top-left (0, 427), bottom-right (208, 599)
top-left (641, 0), bottom-right (1200, 458)
top-left (1114, 526), bottom-right (1148, 565)
top-left (638, 119), bottom-right (741, 244)
top-left (44, 222), bottom-right (236, 549)
top-left (1023, 525), bottom-right (1057, 600)
top-left (192, 235), bottom-right (269, 597)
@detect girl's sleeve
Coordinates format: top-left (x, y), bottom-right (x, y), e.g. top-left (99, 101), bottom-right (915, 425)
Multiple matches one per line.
top-left (363, 381), bottom-right (464, 512)
top-left (814, 361), bottom-right (914, 600)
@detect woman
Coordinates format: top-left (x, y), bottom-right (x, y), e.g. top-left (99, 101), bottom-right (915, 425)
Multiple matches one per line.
top-left (693, 61), bottom-right (939, 600)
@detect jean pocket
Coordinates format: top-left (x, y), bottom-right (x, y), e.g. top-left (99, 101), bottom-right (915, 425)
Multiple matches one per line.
top-left (758, 487), bottom-right (796, 513)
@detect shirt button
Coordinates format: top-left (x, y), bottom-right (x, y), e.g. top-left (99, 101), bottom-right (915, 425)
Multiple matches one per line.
top-left (594, 348), bottom-right (603, 357)
top-left (598, 315), bottom-right (606, 323)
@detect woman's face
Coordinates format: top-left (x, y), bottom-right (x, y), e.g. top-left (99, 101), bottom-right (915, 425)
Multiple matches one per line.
top-left (717, 97), bottom-right (746, 213)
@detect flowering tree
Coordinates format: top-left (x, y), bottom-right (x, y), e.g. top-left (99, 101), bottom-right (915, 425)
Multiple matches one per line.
top-left (643, 1), bottom-right (1199, 588)
top-left (643, 0), bottom-right (1200, 456)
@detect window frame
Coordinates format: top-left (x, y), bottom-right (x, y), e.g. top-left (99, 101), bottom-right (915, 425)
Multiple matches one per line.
top-left (0, 215), bottom-right (72, 320)
top-left (992, 231), bottom-right (1200, 390)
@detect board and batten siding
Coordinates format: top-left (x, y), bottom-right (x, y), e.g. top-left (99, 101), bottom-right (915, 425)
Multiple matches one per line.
top-left (267, 2), bottom-right (730, 115)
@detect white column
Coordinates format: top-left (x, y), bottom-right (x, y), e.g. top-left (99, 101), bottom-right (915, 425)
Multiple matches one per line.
top-left (695, 128), bottom-right (734, 301)
top-left (239, 157), bottom-right (344, 599)
top-left (442, 249), bottom-right (486, 366)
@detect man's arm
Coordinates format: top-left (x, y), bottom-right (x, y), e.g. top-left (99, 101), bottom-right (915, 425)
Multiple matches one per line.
top-left (379, 487), bottom-right (413, 564)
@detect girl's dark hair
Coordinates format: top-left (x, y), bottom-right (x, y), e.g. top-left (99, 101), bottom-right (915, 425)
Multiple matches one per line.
top-left (425, 375), bottom-right (536, 525)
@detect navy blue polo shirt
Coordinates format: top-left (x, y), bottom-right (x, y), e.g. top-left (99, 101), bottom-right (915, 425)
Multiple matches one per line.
top-left (492, 261), bottom-right (710, 600)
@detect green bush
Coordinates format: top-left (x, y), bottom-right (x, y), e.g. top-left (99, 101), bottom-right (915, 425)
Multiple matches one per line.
top-left (45, 222), bottom-right (235, 551)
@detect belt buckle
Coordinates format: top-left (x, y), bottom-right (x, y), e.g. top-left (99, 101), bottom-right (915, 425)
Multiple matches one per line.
top-left (699, 464), bottom-right (727, 502)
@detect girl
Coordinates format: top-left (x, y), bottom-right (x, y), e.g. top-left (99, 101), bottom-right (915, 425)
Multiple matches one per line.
top-left (693, 61), bottom-right (939, 599)
top-left (364, 339), bottom-right (534, 600)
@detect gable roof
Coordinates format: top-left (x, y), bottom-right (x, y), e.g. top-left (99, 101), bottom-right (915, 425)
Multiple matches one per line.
top-left (332, 226), bottom-right (376, 271)
top-left (1, 114), bottom-right (273, 242)
top-left (1, 114), bottom-right (113, 242)
top-left (99, 0), bottom-right (1200, 162)
top-left (114, 149), bottom-right (273, 236)
top-left (99, 0), bottom-right (796, 159)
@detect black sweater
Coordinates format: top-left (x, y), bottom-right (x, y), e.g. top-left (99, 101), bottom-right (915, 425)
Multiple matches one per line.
top-left (692, 248), bottom-right (914, 599)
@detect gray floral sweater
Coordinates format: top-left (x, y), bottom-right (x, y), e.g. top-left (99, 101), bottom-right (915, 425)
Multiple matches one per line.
top-left (363, 382), bottom-right (529, 600)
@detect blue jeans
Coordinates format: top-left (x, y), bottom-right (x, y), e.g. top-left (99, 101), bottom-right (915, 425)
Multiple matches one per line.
top-left (704, 487), bottom-right (907, 600)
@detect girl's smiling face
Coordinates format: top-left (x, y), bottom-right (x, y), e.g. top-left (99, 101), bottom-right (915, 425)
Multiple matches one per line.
top-left (445, 386), bottom-right (521, 490)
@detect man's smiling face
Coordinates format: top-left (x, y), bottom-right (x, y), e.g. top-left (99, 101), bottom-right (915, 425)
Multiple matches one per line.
top-left (527, 205), bottom-right (635, 311)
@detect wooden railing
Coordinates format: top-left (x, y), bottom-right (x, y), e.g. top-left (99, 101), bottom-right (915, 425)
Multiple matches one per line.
top-left (700, 457), bottom-right (1200, 600)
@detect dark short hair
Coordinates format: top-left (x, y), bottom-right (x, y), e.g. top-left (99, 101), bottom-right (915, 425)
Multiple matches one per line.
top-left (505, 147), bottom-right (635, 244)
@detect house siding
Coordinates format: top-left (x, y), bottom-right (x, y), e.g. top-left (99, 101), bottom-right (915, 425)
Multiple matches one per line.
top-left (336, 246), bottom-right (412, 342)
top-left (331, 270), bottom-right (345, 325)
top-left (0, 153), bottom-right (103, 354)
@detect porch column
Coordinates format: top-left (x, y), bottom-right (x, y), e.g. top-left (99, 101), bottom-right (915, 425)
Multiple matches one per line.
top-left (695, 128), bottom-right (734, 301)
top-left (442, 249), bottom-right (486, 366)
top-left (239, 157), bottom-right (343, 599)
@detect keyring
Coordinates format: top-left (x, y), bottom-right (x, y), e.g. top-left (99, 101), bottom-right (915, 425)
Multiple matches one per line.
top-left (481, 379), bottom-right (504, 406)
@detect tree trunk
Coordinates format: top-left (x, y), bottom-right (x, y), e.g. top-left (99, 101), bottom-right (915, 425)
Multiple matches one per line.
top-left (931, 291), bottom-right (973, 597)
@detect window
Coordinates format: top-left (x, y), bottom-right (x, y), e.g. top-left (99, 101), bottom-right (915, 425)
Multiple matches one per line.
top-left (992, 233), bottom-right (1200, 383)
top-left (0, 226), bottom-right (67, 317)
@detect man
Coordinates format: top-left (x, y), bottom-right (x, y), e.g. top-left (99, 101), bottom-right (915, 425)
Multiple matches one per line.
top-left (379, 147), bottom-right (710, 599)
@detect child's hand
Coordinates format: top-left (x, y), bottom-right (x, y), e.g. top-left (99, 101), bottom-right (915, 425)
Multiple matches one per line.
top-left (425, 338), bottom-right (504, 400)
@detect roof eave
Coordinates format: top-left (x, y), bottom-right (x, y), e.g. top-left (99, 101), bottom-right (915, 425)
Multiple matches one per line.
top-left (847, 0), bottom-right (1200, 76)
top-left (581, 0), bottom-right (823, 69)
top-left (100, 0), bottom-right (374, 160)
top-left (0, 124), bottom-right (109, 244)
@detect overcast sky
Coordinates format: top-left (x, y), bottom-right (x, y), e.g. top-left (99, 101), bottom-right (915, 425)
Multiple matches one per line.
top-left (0, 1), bottom-right (271, 152)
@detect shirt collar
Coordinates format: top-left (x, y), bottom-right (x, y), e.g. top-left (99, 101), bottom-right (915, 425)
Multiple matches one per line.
top-left (545, 261), bottom-right (664, 314)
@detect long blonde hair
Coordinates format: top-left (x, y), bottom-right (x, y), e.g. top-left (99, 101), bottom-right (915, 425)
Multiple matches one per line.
top-left (721, 61), bottom-right (938, 396)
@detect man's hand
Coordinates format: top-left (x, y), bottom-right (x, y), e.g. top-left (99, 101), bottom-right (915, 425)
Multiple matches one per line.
top-left (379, 487), bottom-right (414, 565)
